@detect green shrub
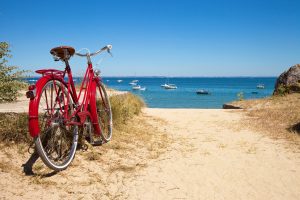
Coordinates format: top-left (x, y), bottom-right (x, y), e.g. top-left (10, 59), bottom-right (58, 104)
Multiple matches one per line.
top-left (0, 42), bottom-right (27, 102)
top-left (276, 84), bottom-right (289, 96)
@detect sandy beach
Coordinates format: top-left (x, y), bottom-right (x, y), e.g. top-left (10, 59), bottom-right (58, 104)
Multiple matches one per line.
top-left (126, 108), bottom-right (300, 199)
top-left (0, 106), bottom-right (299, 199)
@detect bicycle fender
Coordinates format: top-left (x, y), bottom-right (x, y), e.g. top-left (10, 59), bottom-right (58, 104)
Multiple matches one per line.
top-left (28, 75), bottom-right (66, 137)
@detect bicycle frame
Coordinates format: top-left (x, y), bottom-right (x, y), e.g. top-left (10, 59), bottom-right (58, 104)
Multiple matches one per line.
top-left (28, 60), bottom-right (102, 138)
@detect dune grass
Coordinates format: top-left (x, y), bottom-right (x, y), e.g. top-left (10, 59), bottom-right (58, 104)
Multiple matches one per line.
top-left (0, 113), bottom-right (31, 144)
top-left (110, 92), bottom-right (145, 129)
top-left (0, 92), bottom-right (145, 144)
top-left (230, 93), bottom-right (300, 144)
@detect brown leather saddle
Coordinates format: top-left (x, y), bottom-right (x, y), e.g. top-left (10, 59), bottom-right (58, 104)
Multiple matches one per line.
top-left (50, 46), bottom-right (75, 60)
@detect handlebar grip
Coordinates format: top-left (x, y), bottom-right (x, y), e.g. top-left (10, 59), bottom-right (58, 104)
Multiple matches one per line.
top-left (101, 45), bottom-right (112, 51)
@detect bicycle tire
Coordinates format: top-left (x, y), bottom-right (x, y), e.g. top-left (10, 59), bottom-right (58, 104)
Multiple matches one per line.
top-left (92, 82), bottom-right (112, 143)
top-left (34, 79), bottom-right (78, 171)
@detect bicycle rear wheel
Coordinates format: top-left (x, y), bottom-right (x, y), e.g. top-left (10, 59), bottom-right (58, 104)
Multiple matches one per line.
top-left (93, 82), bottom-right (112, 143)
top-left (34, 79), bottom-right (78, 171)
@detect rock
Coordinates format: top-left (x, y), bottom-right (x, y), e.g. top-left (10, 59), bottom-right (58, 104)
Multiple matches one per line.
top-left (273, 64), bottom-right (300, 95)
top-left (222, 104), bottom-right (242, 109)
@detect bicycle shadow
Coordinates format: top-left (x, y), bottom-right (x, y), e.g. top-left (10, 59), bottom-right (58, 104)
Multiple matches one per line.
top-left (22, 151), bottom-right (58, 177)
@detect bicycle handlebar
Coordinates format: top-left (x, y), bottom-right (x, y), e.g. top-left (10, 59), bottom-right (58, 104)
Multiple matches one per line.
top-left (75, 45), bottom-right (112, 57)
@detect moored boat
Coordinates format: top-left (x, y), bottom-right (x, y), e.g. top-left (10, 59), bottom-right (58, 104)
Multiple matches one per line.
top-left (161, 83), bottom-right (169, 87)
top-left (163, 84), bottom-right (177, 89)
top-left (196, 89), bottom-right (210, 95)
top-left (132, 85), bottom-right (141, 90)
top-left (129, 80), bottom-right (139, 85)
top-left (256, 84), bottom-right (265, 89)
top-left (132, 85), bottom-right (146, 91)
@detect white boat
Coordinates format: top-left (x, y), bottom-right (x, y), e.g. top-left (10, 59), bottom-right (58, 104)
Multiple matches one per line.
top-left (117, 79), bottom-right (123, 83)
top-left (161, 83), bottom-right (169, 87)
top-left (256, 84), bottom-right (265, 89)
top-left (164, 84), bottom-right (177, 89)
top-left (129, 82), bottom-right (137, 85)
top-left (132, 85), bottom-right (146, 91)
top-left (161, 77), bottom-right (177, 89)
top-left (129, 80), bottom-right (139, 85)
top-left (132, 85), bottom-right (141, 90)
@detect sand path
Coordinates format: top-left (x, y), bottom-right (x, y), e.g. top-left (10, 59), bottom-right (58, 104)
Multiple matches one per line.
top-left (124, 108), bottom-right (300, 199)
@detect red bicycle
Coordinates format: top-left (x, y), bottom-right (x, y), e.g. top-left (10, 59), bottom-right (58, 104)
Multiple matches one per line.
top-left (26, 45), bottom-right (113, 171)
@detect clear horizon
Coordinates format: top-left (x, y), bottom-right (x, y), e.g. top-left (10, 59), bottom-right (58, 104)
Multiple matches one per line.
top-left (1, 0), bottom-right (300, 77)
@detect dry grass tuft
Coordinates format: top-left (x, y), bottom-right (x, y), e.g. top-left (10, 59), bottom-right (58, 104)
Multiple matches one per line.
top-left (85, 150), bottom-right (102, 161)
top-left (0, 113), bottom-right (31, 144)
top-left (230, 93), bottom-right (300, 145)
top-left (110, 93), bottom-right (145, 129)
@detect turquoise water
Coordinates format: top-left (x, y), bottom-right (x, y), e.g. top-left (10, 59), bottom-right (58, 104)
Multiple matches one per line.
top-left (103, 77), bottom-right (276, 108)
top-left (25, 77), bottom-right (276, 108)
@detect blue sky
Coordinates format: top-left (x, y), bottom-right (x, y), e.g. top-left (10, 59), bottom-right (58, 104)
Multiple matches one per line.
top-left (1, 0), bottom-right (300, 77)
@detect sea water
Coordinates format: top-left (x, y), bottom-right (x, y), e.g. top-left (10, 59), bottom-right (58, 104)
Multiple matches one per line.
top-left (104, 77), bottom-right (276, 108)
top-left (24, 77), bottom-right (276, 108)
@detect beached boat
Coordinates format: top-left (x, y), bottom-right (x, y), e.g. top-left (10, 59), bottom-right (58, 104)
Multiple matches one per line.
top-left (256, 84), bottom-right (265, 89)
top-left (196, 89), bottom-right (210, 95)
top-left (163, 84), bottom-right (177, 89)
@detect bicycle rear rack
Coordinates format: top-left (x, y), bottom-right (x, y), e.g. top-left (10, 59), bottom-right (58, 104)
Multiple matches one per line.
top-left (35, 69), bottom-right (64, 77)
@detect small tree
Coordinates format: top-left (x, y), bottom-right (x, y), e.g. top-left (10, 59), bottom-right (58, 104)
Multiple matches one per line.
top-left (0, 42), bottom-right (27, 102)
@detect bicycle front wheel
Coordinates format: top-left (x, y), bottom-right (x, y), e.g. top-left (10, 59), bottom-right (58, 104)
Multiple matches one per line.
top-left (92, 82), bottom-right (112, 143)
top-left (34, 79), bottom-right (78, 171)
